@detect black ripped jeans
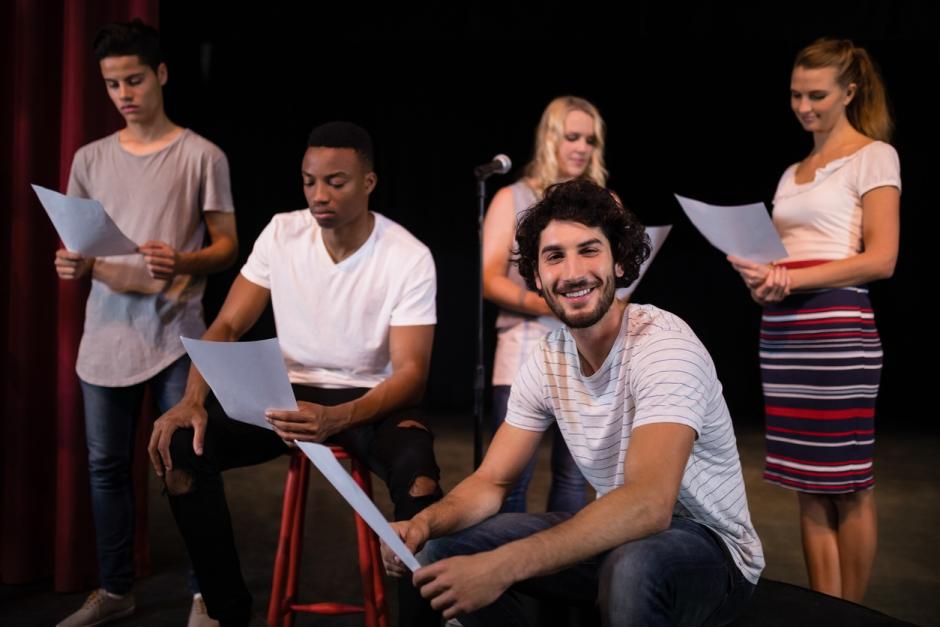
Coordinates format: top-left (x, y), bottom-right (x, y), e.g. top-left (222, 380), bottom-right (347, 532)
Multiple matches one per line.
top-left (165, 385), bottom-right (442, 627)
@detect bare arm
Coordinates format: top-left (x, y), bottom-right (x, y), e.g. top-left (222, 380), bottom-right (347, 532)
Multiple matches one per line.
top-left (413, 422), bottom-right (695, 619)
top-left (382, 422), bottom-right (544, 576)
top-left (729, 185), bottom-right (900, 301)
top-left (148, 274), bottom-right (270, 474)
top-left (266, 324), bottom-right (435, 442)
top-left (140, 211), bottom-right (239, 279)
top-left (483, 186), bottom-right (552, 316)
top-left (420, 422), bottom-right (542, 537)
top-left (789, 185), bottom-right (899, 289)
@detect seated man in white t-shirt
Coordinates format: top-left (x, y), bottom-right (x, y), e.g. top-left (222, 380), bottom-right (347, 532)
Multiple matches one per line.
top-left (148, 122), bottom-right (441, 627)
top-left (383, 179), bottom-right (765, 627)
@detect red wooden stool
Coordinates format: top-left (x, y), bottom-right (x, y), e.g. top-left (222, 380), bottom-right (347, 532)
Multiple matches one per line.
top-left (267, 446), bottom-right (390, 627)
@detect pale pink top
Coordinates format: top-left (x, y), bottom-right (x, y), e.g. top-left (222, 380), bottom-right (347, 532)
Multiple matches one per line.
top-left (772, 141), bottom-right (900, 263)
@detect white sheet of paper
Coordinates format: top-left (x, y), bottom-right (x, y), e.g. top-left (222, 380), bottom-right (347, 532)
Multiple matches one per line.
top-left (296, 441), bottom-right (421, 571)
top-left (180, 337), bottom-right (297, 429)
top-left (675, 194), bottom-right (788, 264)
top-left (618, 224), bottom-right (672, 299)
top-left (32, 184), bottom-right (138, 257)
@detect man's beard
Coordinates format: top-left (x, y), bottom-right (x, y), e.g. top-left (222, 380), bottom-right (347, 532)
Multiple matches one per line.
top-left (543, 275), bottom-right (616, 329)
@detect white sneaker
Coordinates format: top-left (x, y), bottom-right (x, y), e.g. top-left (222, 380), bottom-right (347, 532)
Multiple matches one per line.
top-left (187, 594), bottom-right (220, 627)
top-left (56, 588), bottom-right (135, 627)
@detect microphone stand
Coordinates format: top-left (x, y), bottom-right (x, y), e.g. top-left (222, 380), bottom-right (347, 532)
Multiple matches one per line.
top-left (472, 157), bottom-right (510, 469)
top-left (473, 177), bottom-right (487, 469)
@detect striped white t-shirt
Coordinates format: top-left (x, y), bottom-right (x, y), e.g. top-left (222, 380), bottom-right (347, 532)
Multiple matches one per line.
top-left (506, 303), bottom-right (764, 584)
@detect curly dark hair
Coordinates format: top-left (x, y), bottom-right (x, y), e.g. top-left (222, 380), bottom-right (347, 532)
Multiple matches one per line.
top-left (93, 20), bottom-right (163, 71)
top-left (514, 179), bottom-right (651, 292)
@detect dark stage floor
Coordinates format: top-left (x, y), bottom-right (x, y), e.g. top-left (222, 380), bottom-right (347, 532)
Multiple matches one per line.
top-left (2, 418), bottom-right (937, 626)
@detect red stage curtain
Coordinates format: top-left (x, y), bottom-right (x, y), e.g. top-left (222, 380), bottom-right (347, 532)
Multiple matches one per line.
top-left (2, 0), bottom-right (160, 592)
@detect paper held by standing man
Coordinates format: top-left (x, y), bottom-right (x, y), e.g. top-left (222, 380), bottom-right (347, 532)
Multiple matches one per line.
top-left (32, 184), bottom-right (139, 257)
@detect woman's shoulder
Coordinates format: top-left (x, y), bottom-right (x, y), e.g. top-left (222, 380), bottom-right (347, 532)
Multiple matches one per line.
top-left (855, 139), bottom-right (898, 163)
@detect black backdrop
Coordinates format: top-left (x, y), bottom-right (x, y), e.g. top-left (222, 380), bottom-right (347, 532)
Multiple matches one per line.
top-left (157, 3), bottom-right (937, 431)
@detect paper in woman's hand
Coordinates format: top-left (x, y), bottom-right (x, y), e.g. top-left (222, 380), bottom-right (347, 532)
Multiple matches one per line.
top-left (675, 194), bottom-right (787, 264)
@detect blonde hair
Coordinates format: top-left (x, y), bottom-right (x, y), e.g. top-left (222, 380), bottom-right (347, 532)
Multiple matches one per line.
top-left (524, 96), bottom-right (608, 197)
top-left (794, 38), bottom-right (893, 141)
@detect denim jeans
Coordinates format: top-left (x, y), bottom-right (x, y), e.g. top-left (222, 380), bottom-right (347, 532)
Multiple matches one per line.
top-left (492, 386), bottom-right (588, 514)
top-left (80, 355), bottom-right (191, 595)
top-left (421, 513), bottom-right (755, 627)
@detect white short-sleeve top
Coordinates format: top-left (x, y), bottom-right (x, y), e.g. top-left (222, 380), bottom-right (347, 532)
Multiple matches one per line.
top-left (772, 141), bottom-right (901, 262)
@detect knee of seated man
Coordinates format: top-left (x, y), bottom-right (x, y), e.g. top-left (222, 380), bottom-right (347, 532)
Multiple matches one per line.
top-left (163, 429), bottom-right (200, 495)
top-left (164, 467), bottom-right (195, 496)
top-left (376, 419), bottom-right (440, 495)
top-left (599, 538), bottom-right (671, 601)
top-left (416, 536), bottom-right (449, 567)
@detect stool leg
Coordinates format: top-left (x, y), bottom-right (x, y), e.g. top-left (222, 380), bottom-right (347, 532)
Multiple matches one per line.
top-left (369, 523), bottom-right (390, 627)
top-left (268, 453), bottom-right (303, 627)
top-left (284, 456), bottom-right (311, 627)
top-left (351, 461), bottom-right (384, 627)
top-left (358, 468), bottom-right (390, 627)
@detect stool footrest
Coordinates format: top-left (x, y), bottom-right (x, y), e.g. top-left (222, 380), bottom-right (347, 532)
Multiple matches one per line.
top-left (290, 601), bottom-right (366, 615)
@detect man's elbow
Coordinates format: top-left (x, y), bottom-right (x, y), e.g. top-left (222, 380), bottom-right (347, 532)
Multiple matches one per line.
top-left (403, 369), bottom-right (429, 406)
top-left (641, 495), bottom-right (676, 534)
top-left (219, 238), bottom-right (239, 271)
top-left (645, 504), bottom-right (673, 534)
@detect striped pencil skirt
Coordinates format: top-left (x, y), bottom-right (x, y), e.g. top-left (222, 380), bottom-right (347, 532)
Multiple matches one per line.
top-left (759, 286), bottom-right (882, 493)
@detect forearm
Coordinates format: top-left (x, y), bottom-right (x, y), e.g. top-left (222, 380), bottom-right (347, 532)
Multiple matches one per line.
top-left (790, 250), bottom-right (896, 291)
top-left (415, 472), bottom-right (508, 539)
top-left (484, 274), bottom-right (551, 317)
top-left (177, 235), bottom-right (238, 276)
top-left (495, 483), bottom-right (670, 582)
top-left (330, 365), bottom-right (426, 429)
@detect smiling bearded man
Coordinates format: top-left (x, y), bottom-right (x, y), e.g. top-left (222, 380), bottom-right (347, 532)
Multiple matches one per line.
top-left (383, 179), bottom-right (765, 627)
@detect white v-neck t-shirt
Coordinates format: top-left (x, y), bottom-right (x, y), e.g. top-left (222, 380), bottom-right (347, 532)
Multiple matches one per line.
top-left (240, 210), bottom-right (436, 389)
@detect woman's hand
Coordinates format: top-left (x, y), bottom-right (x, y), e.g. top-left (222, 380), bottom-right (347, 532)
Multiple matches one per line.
top-left (727, 255), bottom-right (772, 289)
top-left (750, 264), bottom-right (791, 305)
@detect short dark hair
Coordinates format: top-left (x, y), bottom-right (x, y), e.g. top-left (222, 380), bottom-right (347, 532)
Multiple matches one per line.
top-left (514, 179), bottom-right (651, 291)
top-left (93, 20), bottom-right (163, 71)
top-left (307, 121), bottom-right (374, 169)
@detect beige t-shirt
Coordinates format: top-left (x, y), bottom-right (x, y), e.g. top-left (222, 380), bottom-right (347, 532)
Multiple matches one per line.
top-left (67, 129), bottom-right (234, 386)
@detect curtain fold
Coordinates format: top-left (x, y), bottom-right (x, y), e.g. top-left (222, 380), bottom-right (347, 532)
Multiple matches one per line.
top-left (3, 0), bottom-right (160, 592)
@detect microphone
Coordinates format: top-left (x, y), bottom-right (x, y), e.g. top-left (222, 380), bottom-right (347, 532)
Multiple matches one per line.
top-left (474, 154), bottom-right (512, 180)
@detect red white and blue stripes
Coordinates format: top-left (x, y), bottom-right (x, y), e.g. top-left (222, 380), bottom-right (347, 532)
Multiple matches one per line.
top-left (760, 285), bottom-right (881, 493)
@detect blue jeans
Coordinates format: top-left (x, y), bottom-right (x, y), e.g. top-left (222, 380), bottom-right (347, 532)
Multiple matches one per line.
top-left (421, 513), bottom-right (755, 627)
top-left (80, 356), bottom-right (191, 595)
top-left (492, 386), bottom-right (587, 514)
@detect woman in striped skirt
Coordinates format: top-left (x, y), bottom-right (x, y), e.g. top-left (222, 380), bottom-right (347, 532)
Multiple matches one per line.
top-left (728, 38), bottom-right (900, 603)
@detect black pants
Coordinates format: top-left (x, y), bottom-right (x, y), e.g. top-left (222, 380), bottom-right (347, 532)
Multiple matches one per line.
top-left (165, 385), bottom-right (442, 627)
